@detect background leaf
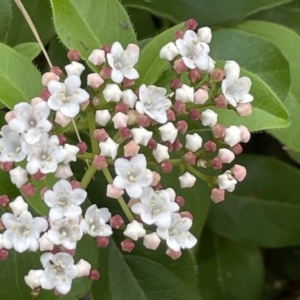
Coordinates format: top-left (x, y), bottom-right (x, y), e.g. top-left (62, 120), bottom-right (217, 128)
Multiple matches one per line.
top-left (14, 42), bottom-right (41, 60)
top-left (0, 0), bottom-right (12, 40)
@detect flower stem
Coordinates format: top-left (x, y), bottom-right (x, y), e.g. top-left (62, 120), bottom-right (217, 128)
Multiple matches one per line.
top-left (102, 167), bottom-right (135, 222)
top-left (80, 165), bottom-right (97, 190)
top-left (186, 165), bottom-right (214, 184)
top-left (87, 109), bottom-right (99, 154)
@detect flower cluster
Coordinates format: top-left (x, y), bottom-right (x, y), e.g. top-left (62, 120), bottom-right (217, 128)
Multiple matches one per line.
top-left (0, 19), bottom-right (253, 296)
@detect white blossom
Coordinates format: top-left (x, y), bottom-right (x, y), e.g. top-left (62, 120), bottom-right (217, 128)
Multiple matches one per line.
top-left (158, 122), bottom-right (178, 143)
top-left (99, 137), bottom-right (119, 159)
top-left (113, 154), bottom-right (153, 198)
top-left (175, 84), bottom-right (194, 103)
top-left (2, 210), bottom-right (48, 252)
top-left (185, 133), bottom-right (203, 152)
top-left (9, 166), bottom-right (28, 188)
top-left (8, 102), bottom-right (52, 144)
top-left (48, 75), bottom-right (89, 118)
top-left (80, 205), bottom-right (112, 237)
top-left (136, 84), bottom-right (172, 124)
top-left (63, 144), bottom-right (79, 164)
top-left (217, 170), bottom-right (237, 192)
top-left (157, 213), bottom-right (197, 251)
top-left (24, 270), bottom-right (44, 290)
top-left (107, 42), bottom-right (139, 83)
top-left (65, 61), bottom-right (85, 77)
top-left (179, 172), bottom-right (196, 188)
top-left (38, 232), bottom-right (54, 251)
top-left (122, 89), bottom-right (138, 108)
top-left (123, 220), bottom-right (146, 241)
top-left (131, 127), bottom-right (153, 146)
top-left (9, 196), bottom-right (28, 216)
top-left (40, 252), bottom-right (78, 294)
top-left (224, 126), bottom-right (242, 147)
top-left (152, 143), bottom-right (170, 163)
top-left (102, 83), bottom-right (122, 102)
top-left (131, 187), bottom-right (179, 228)
top-left (55, 164), bottom-right (73, 179)
top-left (95, 109), bottom-right (111, 126)
top-left (159, 42), bottom-right (179, 61)
top-left (200, 109), bottom-right (218, 128)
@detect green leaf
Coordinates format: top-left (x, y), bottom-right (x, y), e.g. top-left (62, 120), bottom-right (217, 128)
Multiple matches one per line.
top-left (287, 148), bottom-right (300, 164)
top-left (14, 42), bottom-right (41, 60)
top-left (234, 21), bottom-right (300, 151)
top-left (196, 227), bottom-right (264, 300)
top-left (122, 0), bottom-right (291, 27)
top-left (0, 43), bottom-right (42, 109)
top-left (5, 0), bottom-right (55, 46)
top-left (0, 236), bottom-right (98, 300)
top-left (50, 0), bottom-right (137, 63)
top-left (207, 155), bottom-right (300, 247)
top-left (0, 0), bottom-right (12, 40)
top-left (134, 23), bottom-right (184, 87)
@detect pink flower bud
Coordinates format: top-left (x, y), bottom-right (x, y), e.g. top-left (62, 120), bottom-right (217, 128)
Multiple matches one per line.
top-left (180, 211), bottom-right (193, 219)
top-left (204, 141), bottom-right (216, 152)
top-left (57, 134), bottom-right (66, 145)
top-left (121, 239), bottom-right (135, 252)
top-left (67, 49), bottom-right (81, 61)
top-left (61, 247), bottom-right (76, 256)
top-left (183, 151), bottom-right (196, 165)
top-left (173, 58), bottom-right (187, 74)
top-left (164, 141), bottom-right (173, 152)
top-left (93, 129), bottom-right (108, 142)
top-left (50, 66), bottom-right (63, 76)
top-left (21, 183), bottom-right (35, 197)
top-left (194, 88), bottom-right (208, 104)
top-left (170, 78), bottom-right (182, 91)
top-left (115, 103), bottom-right (129, 114)
top-left (4, 111), bottom-right (15, 123)
top-left (175, 196), bottom-right (185, 206)
top-left (76, 141), bottom-right (87, 154)
top-left (76, 259), bottom-right (91, 278)
top-left (0, 195), bottom-right (9, 207)
top-left (99, 66), bottom-right (111, 79)
top-left (31, 171), bottom-right (46, 181)
top-left (88, 49), bottom-right (106, 66)
top-left (42, 72), bottom-right (60, 86)
top-left (167, 109), bottom-right (176, 122)
top-left (166, 248), bottom-right (182, 260)
top-left (136, 114), bottom-right (151, 127)
top-left (40, 88), bottom-right (51, 100)
top-left (70, 180), bottom-right (81, 189)
top-left (236, 103), bottom-right (252, 116)
top-left (210, 69), bottom-right (224, 82)
top-left (112, 112), bottom-right (128, 129)
top-left (55, 111), bottom-right (71, 127)
top-left (143, 233), bottom-right (161, 250)
top-left (150, 171), bottom-right (161, 187)
top-left (87, 73), bottom-right (104, 89)
top-left (173, 139), bottom-right (183, 151)
top-left (153, 182), bottom-right (162, 191)
top-left (231, 164), bottom-right (247, 181)
top-left (239, 125), bottom-right (251, 143)
top-left (161, 161), bottom-right (173, 173)
top-left (106, 184), bottom-right (124, 199)
top-left (214, 94), bottom-right (227, 108)
top-left (0, 249), bottom-right (8, 260)
top-left (89, 270), bottom-right (100, 281)
top-left (1, 162), bottom-right (13, 172)
top-left (122, 78), bottom-right (135, 88)
top-left (188, 109), bottom-right (200, 120)
top-left (30, 97), bottom-right (44, 106)
top-left (176, 120), bottom-right (188, 134)
top-left (210, 188), bottom-right (225, 203)
top-left (124, 141), bottom-right (140, 157)
top-left (110, 215), bottom-right (124, 229)
top-left (185, 19), bottom-right (198, 30)
top-left (188, 69), bottom-right (201, 83)
top-left (172, 100), bottom-right (185, 114)
top-left (93, 155), bottom-right (108, 170)
top-left (232, 144), bottom-right (243, 155)
top-left (212, 124), bottom-right (225, 139)
top-left (118, 127), bottom-right (132, 140)
top-left (101, 45), bottom-right (111, 54)
top-left (97, 236), bottom-right (110, 248)
top-left (174, 30), bottom-right (185, 40)
top-left (211, 158), bottom-right (222, 169)
top-left (217, 148), bottom-right (235, 163)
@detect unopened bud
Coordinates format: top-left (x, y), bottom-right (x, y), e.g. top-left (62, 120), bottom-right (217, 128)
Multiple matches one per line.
top-left (179, 172), bottom-right (196, 188)
top-left (173, 58), bottom-right (187, 74)
top-left (87, 73), bottom-right (104, 89)
top-left (92, 155), bottom-right (108, 170)
top-left (93, 129), bottom-right (108, 142)
top-left (210, 69), bottom-right (224, 82)
top-left (97, 237), bottom-right (110, 248)
top-left (121, 239), bottom-right (135, 252)
top-left (194, 88), bottom-right (208, 104)
top-left (214, 94), bottom-right (227, 108)
top-left (210, 188), bottom-right (225, 203)
top-left (166, 248), bottom-right (182, 260)
top-left (174, 30), bottom-right (185, 40)
top-left (76, 141), bottom-right (87, 154)
top-left (167, 109), bottom-right (176, 122)
top-left (188, 69), bottom-right (201, 83)
top-left (176, 120), bottom-right (188, 134)
top-left (88, 49), bottom-right (106, 66)
top-left (217, 148), bottom-right (235, 163)
top-left (161, 161), bottom-right (173, 173)
top-left (122, 78), bottom-right (135, 88)
top-left (185, 19), bottom-right (198, 30)
top-left (188, 108), bottom-right (200, 120)
top-left (118, 127), bottom-right (132, 140)
top-left (173, 139), bottom-right (183, 151)
top-left (212, 124), bottom-right (225, 138)
top-left (211, 158), bottom-right (222, 169)
top-left (67, 49), bottom-right (80, 61)
top-left (143, 233), bottom-right (161, 250)
top-left (89, 270), bottom-right (100, 281)
top-left (136, 114), bottom-right (151, 127)
top-left (115, 103), bottom-right (129, 114)
top-left (40, 88), bottom-right (51, 100)
top-left (175, 196), bottom-right (185, 206)
top-left (70, 180), bottom-right (81, 189)
top-left (99, 66), bottom-right (111, 79)
top-left (183, 151), bottom-right (196, 165)
top-left (170, 78), bottom-right (182, 91)
top-left (21, 183), bottom-right (35, 197)
top-left (180, 211), bottom-right (193, 219)
top-left (0, 195), bottom-right (9, 207)
top-left (204, 141), bottom-right (216, 152)
top-left (236, 103), bottom-right (252, 116)
top-left (124, 141), bottom-right (140, 157)
top-left (106, 184), bottom-right (124, 199)
top-left (232, 144), bottom-right (243, 155)
top-left (110, 215), bottom-right (124, 229)
top-left (231, 164), bottom-right (247, 181)
top-left (50, 66), bottom-right (63, 76)
top-left (1, 162), bottom-right (13, 172)
top-left (0, 249), bottom-right (8, 260)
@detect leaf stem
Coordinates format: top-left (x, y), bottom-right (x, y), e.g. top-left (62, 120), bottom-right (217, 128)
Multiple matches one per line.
top-left (87, 109), bottom-right (99, 154)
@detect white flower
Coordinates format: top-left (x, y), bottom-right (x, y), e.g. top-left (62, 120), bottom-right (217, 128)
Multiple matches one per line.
top-left (185, 133), bottom-right (203, 152)
top-left (200, 109), bottom-right (218, 128)
top-left (175, 84), bottom-right (194, 103)
top-left (217, 170), bottom-right (237, 192)
top-left (48, 75), bottom-right (89, 118)
top-left (8, 102), bottom-right (52, 144)
top-left (48, 218), bottom-right (83, 250)
top-left (44, 179), bottom-right (87, 221)
top-left (102, 83), bottom-right (122, 102)
top-left (131, 127), bottom-right (153, 146)
top-left (25, 270), bottom-right (44, 289)
top-left (76, 259), bottom-right (91, 278)
top-left (63, 144), bottom-right (79, 164)
top-left (131, 187), bottom-right (179, 228)
top-left (107, 42), bottom-right (139, 83)
top-left (22, 133), bottom-right (67, 174)
top-left (95, 109), bottom-right (111, 126)
top-left (179, 172), bottom-right (196, 188)
top-left (224, 126), bottom-right (242, 147)
top-left (88, 49), bottom-right (106, 66)
top-left (9, 166), bottom-right (28, 188)
top-left (65, 61), bottom-right (85, 77)
top-left (159, 42), bottom-right (179, 61)
top-left (2, 210), bottom-right (48, 252)
top-left (40, 252), bottom-right (78, 294)
top-left (99, 137), bottom-right (119, 159)
top-left (158, 122), bottom-right (178, 143)
top-left (197, 27), bottom-right (212, 43)
top-left (157, 213), bottom-right (197, 251)
top-left (80, 205), bottom-right (112, 237)
top-left (113, 154), bottom-right (153, 198)
top-left (152, 143), bottom-right (169, 163)
top-left (222, 61), bottom-right (253, 107)
top-left (123, 220), bottom-right (146, 241)
top-left (122, 89), bottom-right (138, 108)
top-left (9, 196), bottom-right (28, 216)
top-left (136, 84), bottom-right (172, 124)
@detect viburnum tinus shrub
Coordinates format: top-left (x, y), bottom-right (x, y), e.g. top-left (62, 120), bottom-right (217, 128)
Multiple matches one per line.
top-left (0, 2), bottom-right (258, 297)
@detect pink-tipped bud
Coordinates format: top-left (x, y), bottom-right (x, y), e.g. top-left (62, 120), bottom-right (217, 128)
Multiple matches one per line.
top-left (101, 45), bottom-right (111, 54)
top-left (55, 111), bottom-right (71, 127)
top-left (0, 195), bottom-right (9, 207)
top-left (42, 72), bottom-right (60, 86)
top-left (99, 66), bottom-right (111, 79)
top-left (236, 103), bottom-right (252, 116)
top-left (40, 187), bottom-right (48, 199)
top-left (121, 239), bottom-right (135, 252)
top-left (173, 58), bottom-right (187, 74)
top-left (96, 237), bottom-right (110, 248)
top-left (118, 127), bottom-right (132, 140)
top-left (124, 141), bottom-right (140, 157)
top-left (217, 149), bottom-right (235, 163)
top-left (92, 155), bottom-right (108, 170)
top-left (136, 115), bottom-right (151, 127)
top-left (188, 109), bottom-right (200, 120)
top-left (151, 171), bottom-right (161, 187)
top-left (60, 247), bottom-right (76, 256)
top-left (0, 249), bottom-right (9, 260)
top-left (210, 188), bottom-right (225, 203)
top-left (40, 88), bottom-right (51, 100)
top-left (70, 180), bottom-right (81, 189)
top-left (188, 69), bottom-right (201, 83)
top-left (153, 182), bottom-right (162, 191)
top-left (164, 141), bottom-right (173, 152)
top-left (110, 215), bottom-right (124, 229)
top-left (176, 120), bottom-right (188, 134)
top-left (183, 151), bottom-right (196, 165)
top-left (115, 103), bottom-right (129, 114)
top-left (214, 94), bottom-right (227, 108)
top-left (166, 248), bottom-right (182, 260)
top-left (147, 138), bottom-right (157, 150)
top-left (76, 141), bottom-right (87, 154)
top-left (31, 171), bottom-right (46, 181)
top-left (106, 184), bottom-right (124, 199)
top-left (67, 49), bottom-right (80, 61)
top-left (212, 124), bottom-right (225, 139)
top-left (89, 270), bottom-right (100, 281)
top-left (174, 30), bottom-right (185, 40)
top-left (211, 158), bottom-right (222, 169)
top-left (175, 196), bottom-right (185, 206)
top-left (172, 100), bottom-right (185, 114)
top-left (30, 97), bottom-right (44, 106)
top-left (50, 66), bottom-right (63, 76)
top-left (232, 144), bottom-right (243, 155)
top-left (87, 73), bottom-right (104, 89)
top-left (239, 125), bottom-right (251, 143)
top-left (161, 161), bottom-right (173, 173)
top-left (173, 139), bottom-right (183, 151)
top-left (194, 88), bottom-right (208, 104)
top-left (167, 109), bottom-right (176, 122)
top-left (170, 78), bottom-right (182, 91)
top-left (122, 78), bottom-right (135, 88)
top-left (57, 134), bottom-right (66, 145)
top-left (1, 162), bottom-right (13, 172)
top-left (185, 19), bottom-right (198, 30)
top-left (21, 183), bottom-right (35, 197)
top-left (204, 141), bottom-right (216, 152)
top-left (231, 164), bottom-right (247, 181)
top-left (210, 69), bottom-right (224, 82)
top-left (5, 111), bottom-right (15, 123)
top-left (180, 211), bottom-right (193, 219)
top-left (93, 129), bottom-right (108, 142)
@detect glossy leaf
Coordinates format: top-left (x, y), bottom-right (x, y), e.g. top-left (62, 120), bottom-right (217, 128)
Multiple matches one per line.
top-left (0, 43), bottom-right (42, 109)
top-left (122, 0), bottom-right (290, 27)
top-left (50, 0), bottom-right (137, 63)
top-left (197, 227), bottom-right (264, 300)
top-left (14, 42), bottom-right (41, 60)
top-left (207, 155), bottom-right (300, 247)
